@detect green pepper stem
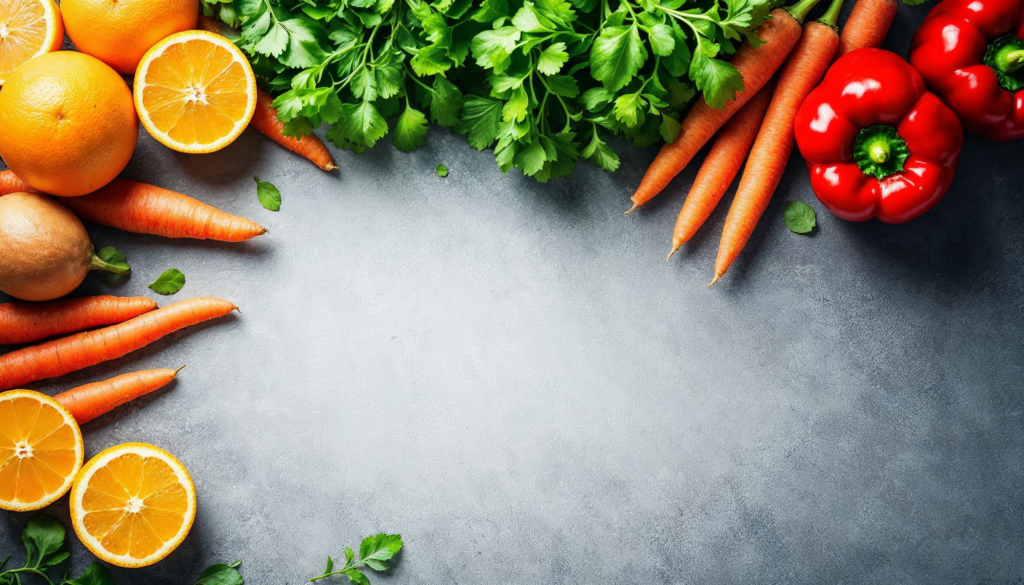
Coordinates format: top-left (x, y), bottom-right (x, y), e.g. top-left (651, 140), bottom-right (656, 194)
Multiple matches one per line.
top-left (787, 0), bottom-right (823, 23)
top-left (817, 0), bottom-right (844, 28)
top-left (88, 254), bottom-right (130, 274)
top-left (868, 141), bottom-right (889, 164)
top-left (997, 48), bottom-right (1024, 73)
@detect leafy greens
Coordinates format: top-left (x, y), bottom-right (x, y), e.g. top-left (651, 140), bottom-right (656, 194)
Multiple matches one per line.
top-left (204, 0), bottom-right (775, 181)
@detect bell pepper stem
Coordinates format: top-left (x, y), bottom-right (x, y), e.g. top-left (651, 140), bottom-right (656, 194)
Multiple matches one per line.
top-left (869, 141), bottom-right (889, 164)
top-left (817, 0), bottom-right (845, 28)
top-left (997, 48), bottom-right (1024, 73)
top-left (787, 0), bottom-right (823, 23)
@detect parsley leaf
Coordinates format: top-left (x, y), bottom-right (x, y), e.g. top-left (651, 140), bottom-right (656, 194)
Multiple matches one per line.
top-left (309, 533), bottom-right (403, 583)
top-left (784, 202), bottom-right (817, 234)
top-left (255, 176), bottom-right (282, 211)
top-left (149, 269), bottom-right (186, 295)
top-left (436, 164), bottom-right (449, 177)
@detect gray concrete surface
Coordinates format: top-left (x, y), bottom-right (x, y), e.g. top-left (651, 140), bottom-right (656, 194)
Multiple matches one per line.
top-left (2, 4), bottom-right (1023, 583)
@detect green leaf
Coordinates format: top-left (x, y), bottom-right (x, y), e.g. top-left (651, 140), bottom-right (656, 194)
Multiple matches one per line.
top-left (351, 67), bottom-right (378, 102)
top-left (471, 26), bottom-right (521, 72)
top-left (341, 568), bottom-right (370, 585)
top-left (436, 164), bottom-right (449, 177)
top-left (280, 19), bottom-right (328, 68)
top-left (334, 101), bottom-right (389, 150)
top-left (579, 87), bottom-right (615, 111)
top-left (393, 105), bottom-right (429, 152)
top-left (502, 86), bottom-right (529, 122)
top-left (658, 112), bottom-right (681, 144)
top-left (648, 23), bottom-right (675, 56)
top-left (253, 21), bottom-right (288, 57)
top-left (430, 77), bottom-right (464, 126)
top-left (255, 176), bottom-right (282, 211)
top-left (65, 563), bottom-right (116, 585)
top-left (454, 96), bottom-right (503, 149)
top-left (358, 534), bottom-right (403, 571)
top-left (411, 43), bottom-right (454, 76)
top-left (784, 202), bottom-right (817, 234)
top-left (22, 515), bottom-right (66, 569)
top-left (613, 92), bottom-right (646, 127)
top-left (195, 562), bottom-right (244, 585)
top-left (581, 130), bottom-right (620, 172)
top-left (545, 75), bottom-right (578, 98)
top-left (690, 38), bottom-right (744, 109)
top-left (344, 547), bottom-right (355, 566)
top-left (536, 42), bottom-right (569, 75)
top-left (96, 246), bottom-right (131, 273)
top-left (149, 268), bottom-right (186, 295)
top-left (590, 25), bottom-right (647, 92)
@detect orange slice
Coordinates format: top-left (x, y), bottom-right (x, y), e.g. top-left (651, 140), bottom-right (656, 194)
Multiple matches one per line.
top-left (70, 443), bottom-right (196, 568)
top-left (0, 390), bottom-right (84, 511)
top-left (0, 0), bottom-right (64, 85)
top-left (134, 30), bottom-right (256, 154)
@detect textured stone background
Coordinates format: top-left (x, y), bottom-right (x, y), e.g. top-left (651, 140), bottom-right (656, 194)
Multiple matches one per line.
top-left (2, 3), bottom-right (1023, 583)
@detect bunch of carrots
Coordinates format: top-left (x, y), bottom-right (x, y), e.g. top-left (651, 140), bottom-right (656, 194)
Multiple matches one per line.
top-left (631, 0), bottom-right (900, 285)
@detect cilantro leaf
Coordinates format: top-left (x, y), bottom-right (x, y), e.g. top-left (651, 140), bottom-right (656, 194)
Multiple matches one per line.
top-left (255, 176), bottom-right (282, 211)
top-left (393, 105), bottom-right (429, 152)
top-left (436, 164), bottom-right (449, 177)
top-left (454, 96), bottom-right (503, 150)
top-left (149, 268), bottom-right (186, 295)
top-left (690, 37), bottom-right (744, 109)
top-left (784, 202), bottom-right (817, 234)
top-left (590, 25), bottom-right (647, 92)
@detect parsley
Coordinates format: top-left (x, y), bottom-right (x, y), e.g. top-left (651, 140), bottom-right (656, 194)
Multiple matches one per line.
top-left (784, 201), bottom-right (816, 234)
top-left (0, 515), bottom-right (115, 585)
top-left (212, 0), bottom-right (773, 181)
top-left (255, 176), bottom-right (282, 211)
top-left (435, 163), bottom-right (449, 177)
top-left (149, 268), bottom-right (186, 295)
top-left (309, 533), bottom-right (403, 584)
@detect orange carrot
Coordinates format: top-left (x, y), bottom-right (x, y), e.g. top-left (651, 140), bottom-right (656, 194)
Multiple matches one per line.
top-left (0, 296), bottom-right (158, 346)
top-left (59, 178), bottom-right (266, 242)
top-left (55, 367), bottom-right (183, 424)
top-left (0, 169), bottom-right (33, 196)
top-left (711, 0), bottom-right (843, 286)
top-left (629, 1), bottom-right (821, 212)
top-left (195, 16), bottom-right (338, 171)
top-left (836, 0), bottom-right (899, 58)
top-left (0, 297), bottom-right (237, 390)
top-left (667, 81), bottom-right (775, 259)
top-left (251, 89), bottom-right (339, 172)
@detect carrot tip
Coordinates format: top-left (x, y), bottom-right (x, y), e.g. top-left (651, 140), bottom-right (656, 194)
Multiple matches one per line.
top-left (666, 247), bottom-right (679, 262)
top-left (323, 164), bottom-right (339, 171)
top-left (708, 274), bottom-right (721, 287)
top-left (624, 202), bottom-right (639, 215)
top-left (174, 365), bottom-right (186, 376)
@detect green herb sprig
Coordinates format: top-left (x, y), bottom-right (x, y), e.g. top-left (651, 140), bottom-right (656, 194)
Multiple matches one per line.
top-left (205, 0), bottom-right (774, 181)
top-left (0, 516), bottom-right (115, 585)
top-left (309, 533), bottom-right (403, 584)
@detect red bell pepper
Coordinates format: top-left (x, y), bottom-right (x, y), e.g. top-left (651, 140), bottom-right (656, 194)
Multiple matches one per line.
top-left (794, 49), bottom-right (964, 223)
top-left (909, 0), bottom-right (1024, 141)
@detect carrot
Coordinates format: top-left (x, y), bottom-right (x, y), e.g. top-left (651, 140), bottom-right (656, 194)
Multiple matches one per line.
top-left (195, 16), bottom-right (338, 171)
top-left (667, 81), bottom-right (775, 260)
top-left (55, 367), bottom-right (183, 424)
top-left (0, 296), bottom-right (158, 346)
top-left (0, 169), bottom-right (33, 196)
top-left (710, 0), bottom-right (843, 286)
top-left (0, 297), bottom-right (237, 390)
top-left (629, 0), bottom-right (822, 212)
top-left (251, 89), bottom-right (339, 172)
top-left (59, 178), bottom-right (266, 242)
top-left (836, 0), bottom-right (899, 58)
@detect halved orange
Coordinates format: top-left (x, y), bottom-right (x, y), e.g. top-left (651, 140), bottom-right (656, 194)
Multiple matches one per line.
top-left (134, 30), bottom-right (256, 154)
top-left (0, 390), bottom-right (84, 511)
top-left (0, 0), bottom-right (65, 85)
top-left (70, 443), bottom-right (196, 568)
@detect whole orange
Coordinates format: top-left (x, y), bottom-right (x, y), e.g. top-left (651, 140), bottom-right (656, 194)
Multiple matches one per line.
top-left (0, 51), bottom-right (138, 197)
top-left (61, 0), bottom-right (198, 75)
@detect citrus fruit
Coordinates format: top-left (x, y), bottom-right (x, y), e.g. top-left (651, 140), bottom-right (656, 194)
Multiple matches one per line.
top-left (0, 390), bottom-right (84, 512)
top-left (60, 0), bottom-right (197, 75)
top-left (70, 442), bottom-right (196, 568)
top-left (0, 0), bottom-right (64, 85)
top-left (134, 31), bottom-right (257, 154)
top-left (0, 51), bottom-right (138, 197)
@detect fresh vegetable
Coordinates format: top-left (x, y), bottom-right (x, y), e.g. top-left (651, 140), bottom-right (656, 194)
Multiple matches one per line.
top-left (254, 89), bottom-right (341, 171)
top-left (909, 0), bottom-right (1024, 141)
top-left (0, 295), bottom-right (157, 346)
top-left (668, 81), bottom-right (774, 259)
top-left (214, 0), bottom-right (779, 182)
top-left (0, 391), bottom-right (83, 512)
top-left (255, 176), bottom-right (282, 211)
top-left (310, 533), bottom-right (403, 583)
top-left (150, 268), bottom-right (187, 295)
top-left (0, 51), bottom-right (138, 197)
top-left (0, 515), bottom-right (115, 585)
top-left (0, 297), bottom-right (237, 390)
top-left (55, 367), bottom-right (184, 424)
top-left (783, 201), bottom-right (816, 233)
top-left (58, 178), bottom-right (267, 242)
top-left (436, 164), bottom-right (449, 177)
top-left (835, 0), bottom-right (899, 58)
top-left (794, 49), bottom-right (963, 222)
top-left (71, 443), bottom-right (196, 568)
top-left (0, 193), bottom-right (129, 302)
top-left (630, 0), bottom-right (819, 210)
top-left (0, 170), bottom-right (33, 195)
top-left (711, 0), bottom-right (843, 285)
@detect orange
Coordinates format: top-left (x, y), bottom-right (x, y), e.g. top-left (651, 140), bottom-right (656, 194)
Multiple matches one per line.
top-left (0, 51), bottom-right (138, 197)
top-left (70, 443), bottom-right (196, 568)
top-left (0, 0), bottom-right (64, 85)
top-left (61, 0), bottom-right (197, 75)
top-left (0, 390), bottom-right (84, 512)
top-left (134, 31), bottom-right (256, 154)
